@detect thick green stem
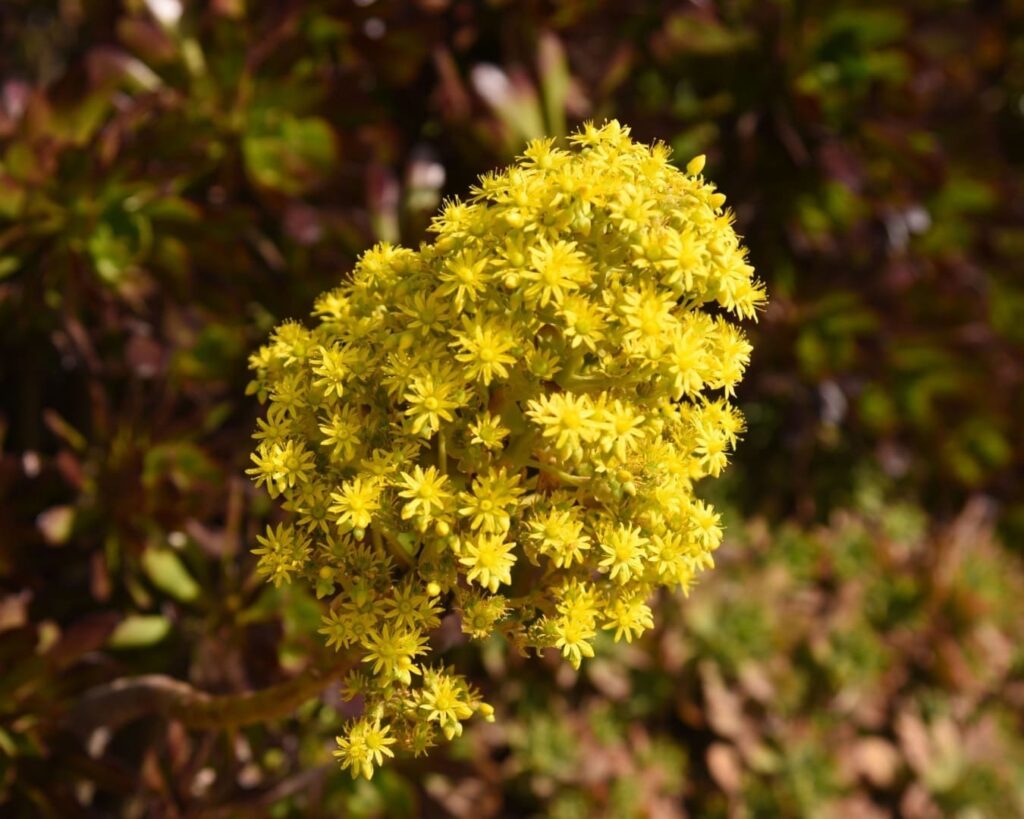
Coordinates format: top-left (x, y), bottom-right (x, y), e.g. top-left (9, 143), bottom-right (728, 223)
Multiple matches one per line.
top-left (376, 522), bottom-right (414, 567)
top-left (438, 429), bottom-right (448, 473)
top-left (524, 459), bottom-right (591, 486)
top-left (69, 653), bottom-right (353, 736)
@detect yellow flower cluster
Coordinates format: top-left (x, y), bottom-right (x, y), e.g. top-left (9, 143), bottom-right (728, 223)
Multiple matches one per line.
top-left (246, 120), bottom-right (765, 778)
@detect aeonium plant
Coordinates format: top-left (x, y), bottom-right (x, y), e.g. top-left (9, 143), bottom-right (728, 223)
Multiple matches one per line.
top-left (245, 120), bottom-right (766, 779)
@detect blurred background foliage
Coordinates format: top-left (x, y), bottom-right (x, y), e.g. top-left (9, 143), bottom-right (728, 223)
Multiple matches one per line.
top-left (0, 0), bottom-right (1021, 817)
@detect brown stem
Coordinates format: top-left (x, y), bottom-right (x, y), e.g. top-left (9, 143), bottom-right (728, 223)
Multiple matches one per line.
top-left (68, 653), bottom-right (353, 737)
top-left (190, 765), bottom-right (332, 819)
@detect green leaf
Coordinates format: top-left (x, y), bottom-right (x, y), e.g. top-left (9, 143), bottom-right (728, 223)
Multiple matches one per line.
top-left (470, 64), bottom-right (546, 153)
top-left (396, 532), bottom-right (418, 556)
top-left (243, 113), bottom-right (338, 195)
top-left (143, 442), bottom-right (220, 491)
top-left (142, 547), bottom-right (200, 603)
top-left (0, 178), bottom-right (26, 220)
top-left (661, 14), bottom-right (755, 56)
top-left (87, 222), bottom-right (135, 285)
top-left (107, 615), bottom-right (172, 649)
top-left (538, 31), bottom-right (570, 138)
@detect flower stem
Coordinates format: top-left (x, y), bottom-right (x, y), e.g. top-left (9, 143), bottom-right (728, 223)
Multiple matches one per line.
top-left (69, 653), bottom-right (353, 736)
top-left (438, 429), bottom-right (448, 473)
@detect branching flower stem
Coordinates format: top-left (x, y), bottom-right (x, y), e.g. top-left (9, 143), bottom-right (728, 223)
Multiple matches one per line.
top-left (69, 653), bottom-right (353, 736)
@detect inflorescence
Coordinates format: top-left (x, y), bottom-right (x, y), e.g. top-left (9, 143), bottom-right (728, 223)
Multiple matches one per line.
top-left (246, 120), bottom-right (765, 778)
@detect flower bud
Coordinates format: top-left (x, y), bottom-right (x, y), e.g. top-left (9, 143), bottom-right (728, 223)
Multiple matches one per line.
top-left (686, 154), bottom-right (707, 175)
